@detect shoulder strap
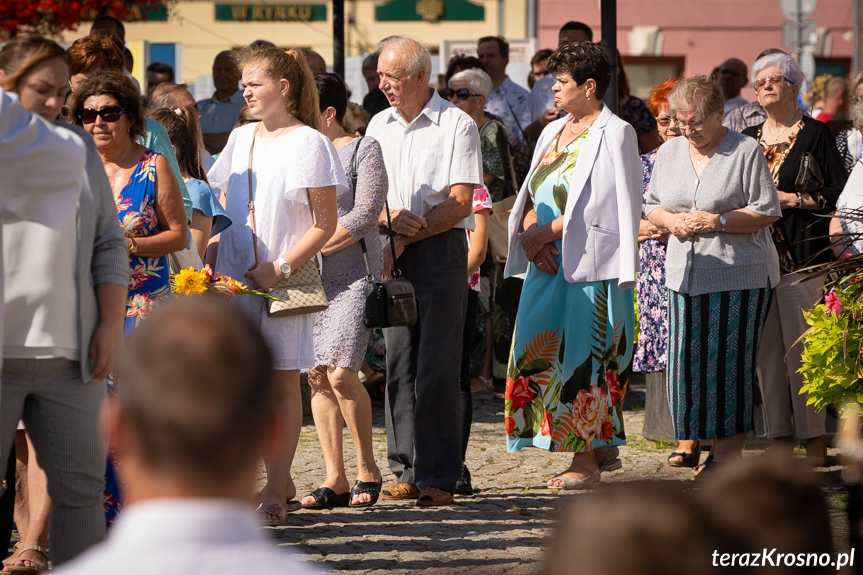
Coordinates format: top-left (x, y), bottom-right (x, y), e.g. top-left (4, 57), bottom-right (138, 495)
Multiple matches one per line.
top-left (351, 136), bottom-right (401, 280)
top-left (351, 137), bottom-right (374, 280)
top-left (248, 123), bottom-right (260, 266)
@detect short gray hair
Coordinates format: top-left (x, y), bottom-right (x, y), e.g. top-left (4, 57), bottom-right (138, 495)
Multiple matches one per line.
top-left (361, 51), bottom-right (378, 72)
top-left (852, 100), bottom-right (863, 132)
top-left (448, 68), bottom-right (493, 98)
top-left (751, 53), bottom-right (804, 87)
top-left (667, 75), bottom-right (724, 120)
top-left (378, 36), bottom-right (432, 83)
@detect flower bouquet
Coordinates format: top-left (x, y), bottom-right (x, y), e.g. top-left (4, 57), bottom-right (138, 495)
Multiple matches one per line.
top-left (170, 265), bottom-right (284, 302)
top-left (798, 206), bottom-right (863, 420)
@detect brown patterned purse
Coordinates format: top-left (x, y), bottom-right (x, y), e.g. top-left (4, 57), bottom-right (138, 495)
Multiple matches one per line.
top-left (247, 124), bottom-right (328, 317)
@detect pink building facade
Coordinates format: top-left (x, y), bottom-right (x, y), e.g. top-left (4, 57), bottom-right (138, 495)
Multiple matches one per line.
top-left (537, 0), bottom-right (857, 100)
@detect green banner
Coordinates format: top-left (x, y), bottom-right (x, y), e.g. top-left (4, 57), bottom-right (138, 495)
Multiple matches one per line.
top-left (375, 0), bottom-right (484, 22)
top-left (215, 4), bottom-right (327, 22)
top-left (83, 3), bottom-right (168, 22)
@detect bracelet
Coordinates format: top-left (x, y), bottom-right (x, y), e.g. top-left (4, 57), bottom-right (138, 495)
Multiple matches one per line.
top-left (795, 192), bottom-right (803, 209)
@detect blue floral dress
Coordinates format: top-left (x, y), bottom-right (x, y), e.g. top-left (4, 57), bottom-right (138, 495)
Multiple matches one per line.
top-left (104, 149), bottom-right (171, 522)
top-left (505, 130), bottom-right (634, 453)
top-left (633, 150), bottom-right (669, 373)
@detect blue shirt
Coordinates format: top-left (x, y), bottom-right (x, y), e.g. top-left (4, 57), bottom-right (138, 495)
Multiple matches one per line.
top-left (198, 90), bottom-right (244, 135)
top-left (140, 118), bottom-right (193, 222)
top-left (185, 179), bottom-right (231, 237)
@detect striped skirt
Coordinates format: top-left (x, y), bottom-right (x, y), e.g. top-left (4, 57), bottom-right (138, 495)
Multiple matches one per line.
top-left (667, 287), bottom-right (772, 440)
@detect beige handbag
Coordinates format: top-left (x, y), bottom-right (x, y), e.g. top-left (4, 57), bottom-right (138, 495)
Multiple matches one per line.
top-left (488, 195), bottom-right (517, 265)
top-left (247, 124), bottom-right (328, 317)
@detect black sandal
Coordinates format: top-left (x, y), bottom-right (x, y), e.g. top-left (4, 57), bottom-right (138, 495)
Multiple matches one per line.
top-left (349, 479), bottom-right (382, 508)
top-left (301, 487), bottom-right (351, 510)
top-left (667, 441), bottom-right (701, 468)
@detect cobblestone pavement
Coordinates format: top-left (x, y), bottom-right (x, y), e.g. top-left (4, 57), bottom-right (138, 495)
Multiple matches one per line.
top-left (263, 380), bottom-right (851, 574)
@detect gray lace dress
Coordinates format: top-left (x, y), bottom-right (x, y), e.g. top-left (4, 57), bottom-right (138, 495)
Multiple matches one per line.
top-left (313, 137), bottom-right (388, 371)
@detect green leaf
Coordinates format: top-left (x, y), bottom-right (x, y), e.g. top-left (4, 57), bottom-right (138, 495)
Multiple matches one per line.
top-left (561, 355), bottom-right (594, 405)
top-left (517, 399), bottom-right (544, 439)
top-left (520, 359), bottom-right (552, 377)
top-left (553, 184), bottom-right (568, 215)
top-left (617, 323), bottom-right (628, 358)
top-left (558, 330), bottom-right (566, 364)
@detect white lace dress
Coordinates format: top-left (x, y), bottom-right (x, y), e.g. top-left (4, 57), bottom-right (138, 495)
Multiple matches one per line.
top-left (208, 124), bottom-right (348, 370)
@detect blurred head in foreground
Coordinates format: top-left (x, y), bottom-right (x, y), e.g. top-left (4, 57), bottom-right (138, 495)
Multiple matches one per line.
top-left (111, 296), bottom-right (279, 501)
top-left (545, 456), bottom-right (833, 575)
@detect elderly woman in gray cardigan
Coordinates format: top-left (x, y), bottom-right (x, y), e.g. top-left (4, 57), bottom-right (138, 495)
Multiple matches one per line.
top-left (645, 76), bottom-right (780, 476)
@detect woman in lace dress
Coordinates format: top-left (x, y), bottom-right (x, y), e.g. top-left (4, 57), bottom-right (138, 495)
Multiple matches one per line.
top-left (207, 48), bottom-right (342, 524)
top-left (300, 74), bottom-right (387, 510)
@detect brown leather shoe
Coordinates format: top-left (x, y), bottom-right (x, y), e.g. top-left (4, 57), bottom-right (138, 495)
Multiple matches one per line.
top-left (380, 482), bottom-right (419, 500)
top-left (416, 486), bottom-right (454, 506)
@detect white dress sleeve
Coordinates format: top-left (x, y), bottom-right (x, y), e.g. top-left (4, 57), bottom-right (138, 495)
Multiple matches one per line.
top-left (283, 129), bottom-right (350, 202)
top-left (207, 126), bottom-right (241, 196)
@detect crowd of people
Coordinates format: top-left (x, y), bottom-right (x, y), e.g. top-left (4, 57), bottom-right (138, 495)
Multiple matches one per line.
top-left (0, 12), bottom-right (860, 572)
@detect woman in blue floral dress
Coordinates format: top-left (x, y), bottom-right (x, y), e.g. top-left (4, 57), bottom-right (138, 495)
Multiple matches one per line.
top-left (73, 72), bottom-right (188, 522)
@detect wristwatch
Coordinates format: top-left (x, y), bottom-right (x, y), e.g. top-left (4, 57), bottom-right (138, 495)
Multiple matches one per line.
top-left (276, 257), bottom-right (291, 278)
top-left (719, 213), bottom-right (727, 233)
top-left (128, 238), bottom-right (138, 255)
top-left (795, 192), bottom-right (803, 209)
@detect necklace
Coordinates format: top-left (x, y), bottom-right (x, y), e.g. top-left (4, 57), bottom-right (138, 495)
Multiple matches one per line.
top-left (260, 125), bottom-right (290, 152)
top-left (767, 121), bottom-right (793, 143)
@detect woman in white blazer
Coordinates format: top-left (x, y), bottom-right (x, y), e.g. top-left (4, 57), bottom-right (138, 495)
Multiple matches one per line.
top-left (503, 42), bottom-right (642, 490)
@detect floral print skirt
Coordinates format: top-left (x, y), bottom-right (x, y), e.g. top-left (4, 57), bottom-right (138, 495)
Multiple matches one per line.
top-left (505, 266), bottom-right (634, 453)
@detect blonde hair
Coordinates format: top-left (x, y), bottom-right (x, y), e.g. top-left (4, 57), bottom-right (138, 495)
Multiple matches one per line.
top-left (0, 35), bottom-right (70, 92)
top-left (233, 46), bottom-right (322, 132)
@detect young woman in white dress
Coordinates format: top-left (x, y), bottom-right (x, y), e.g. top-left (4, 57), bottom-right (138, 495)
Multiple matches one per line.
top-left (207, 47), bottom-right (344, 524)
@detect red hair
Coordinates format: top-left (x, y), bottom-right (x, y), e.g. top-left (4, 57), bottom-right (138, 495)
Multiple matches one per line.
top-left (647, 78), bottom-right (681, 116)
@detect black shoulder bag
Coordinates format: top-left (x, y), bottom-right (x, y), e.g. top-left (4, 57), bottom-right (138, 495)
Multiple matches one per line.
top-left (348, 139), bottom-right (418, 329)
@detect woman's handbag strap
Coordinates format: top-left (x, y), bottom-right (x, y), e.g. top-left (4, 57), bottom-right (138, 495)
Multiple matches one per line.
top-left (247, 123), bottom-right (261, 266)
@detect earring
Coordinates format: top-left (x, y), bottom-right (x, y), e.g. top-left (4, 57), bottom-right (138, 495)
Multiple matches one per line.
top-left (327, 121), bottom-right (331, 127)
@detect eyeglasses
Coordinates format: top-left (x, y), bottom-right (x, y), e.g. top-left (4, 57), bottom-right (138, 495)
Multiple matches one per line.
top-left (719, 68), bottom-right (745, 78)
top-left (671, 117), bottom-right (706, 130)
top-left (446, 88), bottom-right (481, 101)
top-left (76, 106), bottom-right (127, 124)
top-left (656, 115), bottom-right (673, 127)
top-left (754, 74), bottom-right (790, 91)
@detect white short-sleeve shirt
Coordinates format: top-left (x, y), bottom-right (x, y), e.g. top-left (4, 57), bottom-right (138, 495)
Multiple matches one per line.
top-left (366, 89), bottom-right (483, 230)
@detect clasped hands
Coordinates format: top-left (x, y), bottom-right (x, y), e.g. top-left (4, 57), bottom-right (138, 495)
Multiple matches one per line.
top-left (664, 208), bottom-right (722, 239)
top-left (519, 224), bottom-right (559, 275)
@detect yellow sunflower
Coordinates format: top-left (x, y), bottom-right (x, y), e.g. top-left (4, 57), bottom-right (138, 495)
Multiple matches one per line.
top-left (171, 268), bottom-right (208, 295)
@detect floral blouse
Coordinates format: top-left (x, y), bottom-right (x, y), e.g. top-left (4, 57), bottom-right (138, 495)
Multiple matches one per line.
top-left (468, 185), bottom-right (493, 292)
top-left (634, 150), bottom-right (668, 373)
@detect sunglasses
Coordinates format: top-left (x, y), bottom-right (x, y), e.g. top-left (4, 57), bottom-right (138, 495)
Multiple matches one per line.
top-left (656, 115), bottom-right (673, 127)
top-left (76, 106), bottom-right (127, 124)
top-left (446, 88), bottom-right (480, 101)
top-left (754, 74), bottom-right (790, 91)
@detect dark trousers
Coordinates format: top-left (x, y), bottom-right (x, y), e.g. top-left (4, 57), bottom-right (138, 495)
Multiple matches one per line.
top-left (384, 229), bottom-right (468, 493)
top-left (459, 289), bottom-right (478, 462)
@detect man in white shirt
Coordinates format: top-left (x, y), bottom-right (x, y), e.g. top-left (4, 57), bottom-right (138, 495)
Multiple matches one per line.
top-left (718, 58), bottom-right (749, 119)
top-left (366, 36), bottom-right (482, 506)
top-left (0, 89), bottom-right (86, 357)
top-left (53, 297), bottom-right (320, 575)
top-left (198, 51), bottom-right (243, 154)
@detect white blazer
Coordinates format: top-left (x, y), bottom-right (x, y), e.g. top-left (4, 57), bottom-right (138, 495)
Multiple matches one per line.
top-left (504, 105), bottom-right (643, 290)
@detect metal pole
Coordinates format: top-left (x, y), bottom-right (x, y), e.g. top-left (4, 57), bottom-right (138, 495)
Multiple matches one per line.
top-left (794, 0), bottom-right (803, 61)
top-left (854, 0), bottom-right (861, 75)
top-left (498, 0), bottom-right (504, 36)
top-left (600, 0), bottom-right (617, 114)
top-left (333, 0), bottom-right (345, 78)
top-left (526, 0), bottom-right (536, 39)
